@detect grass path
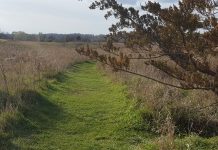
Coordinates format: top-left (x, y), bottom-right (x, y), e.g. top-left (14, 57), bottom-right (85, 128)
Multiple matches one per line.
top-left (10, 62), bottom-right (152, 150)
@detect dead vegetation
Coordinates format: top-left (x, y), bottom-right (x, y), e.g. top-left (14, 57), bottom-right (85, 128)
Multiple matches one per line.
top-left (0, 40), bottom-right (86, 115)
top-left (95, 43), bottom-right (218, 148)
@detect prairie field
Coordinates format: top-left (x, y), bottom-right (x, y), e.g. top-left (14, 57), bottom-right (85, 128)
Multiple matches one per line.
top-left (1, 0), bottom-right (218, 149)
top-left (0, 40), bottom-right (86, 132)
top-left (0, 40), bottom-right (217, 150)
top-left (0, 41), bottom-right (86, 93)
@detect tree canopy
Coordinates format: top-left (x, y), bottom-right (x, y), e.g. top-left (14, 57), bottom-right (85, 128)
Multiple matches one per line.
top-left (77, 0), bottom-right (218, 94)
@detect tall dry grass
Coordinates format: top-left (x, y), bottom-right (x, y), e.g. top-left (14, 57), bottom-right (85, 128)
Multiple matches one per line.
top-left (96, 44), bottom-right (218, 149)
top-left (0, 40), bottom-right (86, 113)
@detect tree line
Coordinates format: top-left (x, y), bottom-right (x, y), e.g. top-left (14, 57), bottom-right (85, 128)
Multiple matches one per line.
top-left (0, 31), bottom-right (106, 42)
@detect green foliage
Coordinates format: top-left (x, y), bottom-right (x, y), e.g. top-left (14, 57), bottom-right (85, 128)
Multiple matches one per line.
top-left (175, 135), bottom-right (218, 150)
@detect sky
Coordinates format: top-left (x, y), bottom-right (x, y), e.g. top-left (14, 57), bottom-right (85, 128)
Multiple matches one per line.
top-left (0, 0), bottom-right (177, 34)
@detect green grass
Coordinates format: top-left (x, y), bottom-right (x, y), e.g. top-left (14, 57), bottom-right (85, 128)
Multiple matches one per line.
top-left (1, 62), bottom-right (155, 149)
top-left (1, 61), bottom-right (218, 150)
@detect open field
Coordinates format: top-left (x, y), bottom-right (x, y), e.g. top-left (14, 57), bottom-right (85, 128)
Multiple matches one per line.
top-left (0, 40), bottom-right (87, 93)
top-left (0, 41), bottom-right (218, 149)
top-left (1, 62), bottom-right (218, 149)
top-left (0, 40), bottom-right (87, 143)
top-left (0, 0), bottom-right (217, 149)
top-left (2, 62), bottom-right (153, 149)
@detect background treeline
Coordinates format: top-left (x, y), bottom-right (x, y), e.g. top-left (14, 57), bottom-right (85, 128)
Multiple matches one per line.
top-left (0, 31), bottom-right (106, 42)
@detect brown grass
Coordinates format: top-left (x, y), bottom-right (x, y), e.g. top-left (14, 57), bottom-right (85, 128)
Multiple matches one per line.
top-left (0, 40), bottom-right (87, 111)
top-left (96, 44), bottom-right (218, 148)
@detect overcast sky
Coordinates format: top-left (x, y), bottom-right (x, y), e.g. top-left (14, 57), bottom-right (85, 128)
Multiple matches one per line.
top-left (0, 0), bottom-right (177, 34)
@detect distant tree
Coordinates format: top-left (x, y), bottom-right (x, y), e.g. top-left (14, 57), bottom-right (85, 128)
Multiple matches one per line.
top-left (76, 35), bottom-right (82, 41)
top-left (12, 31), bottom-right (27, 41)
top-left (65, 35), bottom-right (72, 42)
top-left (0, 32), bottom-right (13, 40)
top-left (77, 0), bottom-right (218, 94)
top-left (38, 33), bottom-right (46, 42)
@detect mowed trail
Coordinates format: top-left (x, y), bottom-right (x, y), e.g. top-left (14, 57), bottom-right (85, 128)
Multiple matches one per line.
top-left (13, 62), bottom-right (149, 150)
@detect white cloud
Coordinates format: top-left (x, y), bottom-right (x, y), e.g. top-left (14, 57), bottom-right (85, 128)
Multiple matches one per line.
top-left (0, 0), bottom-right (114, 34)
